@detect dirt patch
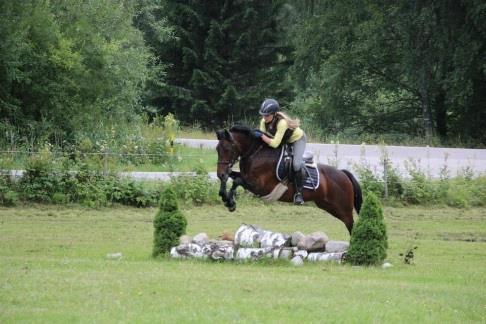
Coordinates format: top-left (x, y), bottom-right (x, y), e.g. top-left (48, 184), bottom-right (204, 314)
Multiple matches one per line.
top-left (439, 232), bottom-right (486, 242)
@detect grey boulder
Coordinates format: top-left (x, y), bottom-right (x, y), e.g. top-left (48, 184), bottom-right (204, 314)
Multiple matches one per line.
top-left (297, 231), bottom-right (329, 252)
top-left (325, 240), bottom-right (349, 253)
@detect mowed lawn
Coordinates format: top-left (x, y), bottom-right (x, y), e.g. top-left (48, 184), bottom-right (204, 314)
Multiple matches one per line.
top-left (1, 202), bottom-right (486, 323)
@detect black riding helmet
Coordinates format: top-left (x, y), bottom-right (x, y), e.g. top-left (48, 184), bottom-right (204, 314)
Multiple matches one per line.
top-left (259, 98), bottom-right (280, 116)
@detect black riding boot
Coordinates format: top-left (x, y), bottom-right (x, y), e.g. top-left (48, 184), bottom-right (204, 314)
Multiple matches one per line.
top-left (293, 168), bottom-right (304, 205)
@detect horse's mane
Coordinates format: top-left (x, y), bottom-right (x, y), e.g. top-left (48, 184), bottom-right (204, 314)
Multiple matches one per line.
top-left (228, 124), bottom-right (266, 148)
top-left (229, 124), bottom-right (253, 136)
top-left (228, 124), bottom-right (275, 159)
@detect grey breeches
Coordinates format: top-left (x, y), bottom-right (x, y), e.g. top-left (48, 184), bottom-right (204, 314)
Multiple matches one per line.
top-left (292, 133), bottom-right (307, 171)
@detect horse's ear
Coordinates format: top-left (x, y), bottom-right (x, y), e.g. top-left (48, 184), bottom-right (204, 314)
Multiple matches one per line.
top-left (224, 129), bottom-right (232, 141)
top-left (216, 129), bottom-right (232, 141)
top-left (216, 130), bottom-right (224, 140)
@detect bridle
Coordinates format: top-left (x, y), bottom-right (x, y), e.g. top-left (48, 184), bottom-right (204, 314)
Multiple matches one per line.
top-left (217, 131), bottom-right (263, 171)
top-left (216, 129), bottom-right (264, 204)
top-left (217, 141), bottom-right (240, 169)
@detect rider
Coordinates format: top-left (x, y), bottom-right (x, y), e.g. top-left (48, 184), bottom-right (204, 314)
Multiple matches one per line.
top-left (253, 98), bottom-right (307, 205)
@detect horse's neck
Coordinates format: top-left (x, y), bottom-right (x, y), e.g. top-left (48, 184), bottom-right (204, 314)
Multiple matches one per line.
top-left (233, 134), bottom-right (254, 157)
top-left (232, 132), bottom-right (279, 164)
top-left (240, 144), bottom-right (278, 170)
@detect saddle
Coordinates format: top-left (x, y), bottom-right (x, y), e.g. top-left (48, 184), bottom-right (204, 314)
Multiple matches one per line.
top-left (276, 145), bottom-right (319, 190)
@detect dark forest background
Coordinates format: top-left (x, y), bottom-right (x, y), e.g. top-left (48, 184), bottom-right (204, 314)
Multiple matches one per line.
top-left (1, 0), bottom-right (485, 147)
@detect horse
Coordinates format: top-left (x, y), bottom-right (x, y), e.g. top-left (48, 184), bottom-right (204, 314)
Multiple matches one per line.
top-left (216, 125), bottom-right (362, 235)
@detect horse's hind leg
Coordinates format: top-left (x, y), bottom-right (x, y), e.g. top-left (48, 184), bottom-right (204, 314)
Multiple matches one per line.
top-left (343, 213), bottom-right (354, 235)
top-left (334, 209), bottom-right (354, 235)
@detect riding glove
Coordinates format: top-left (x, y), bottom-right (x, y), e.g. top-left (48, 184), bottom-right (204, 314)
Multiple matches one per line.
top-left (251, 130), bottom-right (263, 138)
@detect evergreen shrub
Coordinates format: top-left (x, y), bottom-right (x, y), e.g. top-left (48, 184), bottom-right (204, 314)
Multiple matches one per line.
top-left (153, 187), bottom-right (187, 257)
top-left (346, 192), bottom-right (388, 266)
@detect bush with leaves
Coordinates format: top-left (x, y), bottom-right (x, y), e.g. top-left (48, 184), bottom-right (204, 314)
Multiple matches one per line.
top-left (354, 163), bottom-right (384, 197)
top-left (384, 163), bottom-right (404, 199)
top-left (107, 178), bottom-right (160, 208)
top-left (71, 164), bottom-right (107, 207)
top-left (19, 147), bottom-right (61, 203)
top-left (346, 192), bottom-right (388, 266)
top-left (401, 168), bottom-right (437, 205)
top-left (169, 164), bottom-right (219, 205)
top-left (465, 177), bottom-right (486, 207)
top-left (0, 175), bottom-right (18, 206)
top-left (152, 188), bottom-right (187, 257)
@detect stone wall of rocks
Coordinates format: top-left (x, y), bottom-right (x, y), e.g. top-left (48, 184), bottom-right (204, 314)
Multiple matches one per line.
top-left (170, 224), bottom-right (349, 266)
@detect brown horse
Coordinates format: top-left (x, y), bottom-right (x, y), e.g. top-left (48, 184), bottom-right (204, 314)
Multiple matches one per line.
top-left (216, 125), bottom-right (362, 235)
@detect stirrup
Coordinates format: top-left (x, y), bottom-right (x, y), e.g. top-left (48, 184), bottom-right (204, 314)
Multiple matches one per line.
top-left (294, 193), bottom-right (304, 205)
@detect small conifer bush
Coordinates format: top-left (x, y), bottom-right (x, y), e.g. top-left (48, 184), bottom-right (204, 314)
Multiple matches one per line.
top-left (346, 192), bottom-right (388, 266)
top-left (152, 187), bottom-right (187, 257)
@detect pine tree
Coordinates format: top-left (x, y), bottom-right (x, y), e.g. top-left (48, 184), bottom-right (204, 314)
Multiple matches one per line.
top-left (146, 0), bottom-right (291, 127)
top-left (152, 187), bottom-right (187, 257)
top-left (346, 192), bottom-right (388, 266)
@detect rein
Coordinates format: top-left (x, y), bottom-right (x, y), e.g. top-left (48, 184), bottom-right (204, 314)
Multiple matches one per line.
top-left (236, 133), bottom-right (263, 164)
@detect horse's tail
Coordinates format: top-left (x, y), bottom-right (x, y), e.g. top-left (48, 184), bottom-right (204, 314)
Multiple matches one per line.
top-left (341, 169), bottom-right (362, 214)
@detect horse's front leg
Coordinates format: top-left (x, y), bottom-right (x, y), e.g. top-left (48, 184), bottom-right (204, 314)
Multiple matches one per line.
top-left (225, 171), bottom-right (244, 212)
top-left (225, 180), bottom-right (242, 212)
top-left (218, 175), bottom-right (229, 203)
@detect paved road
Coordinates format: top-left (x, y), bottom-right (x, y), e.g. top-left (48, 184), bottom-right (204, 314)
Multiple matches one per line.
top-left (177, 138), bottom-right (486, 179)
top-left (6, 139), bottom-right (484, 181)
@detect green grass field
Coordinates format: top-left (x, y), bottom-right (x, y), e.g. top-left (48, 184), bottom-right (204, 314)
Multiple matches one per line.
top-left (1, 202), bottom-right (486, 323)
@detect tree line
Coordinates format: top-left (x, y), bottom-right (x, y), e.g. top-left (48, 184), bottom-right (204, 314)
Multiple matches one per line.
top-left (1, 0), bottom-right (484, 147)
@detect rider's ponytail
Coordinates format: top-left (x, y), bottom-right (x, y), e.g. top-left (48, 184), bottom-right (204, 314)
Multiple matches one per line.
top-left (276, 112), bottom-right (300, 129)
